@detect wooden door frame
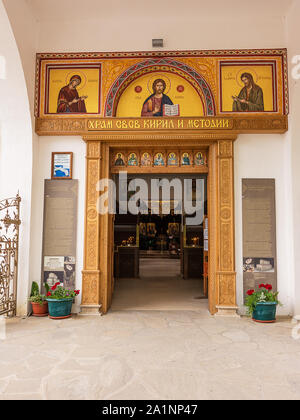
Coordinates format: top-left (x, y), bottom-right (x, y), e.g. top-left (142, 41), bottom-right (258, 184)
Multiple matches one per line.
top-left (81, 132), bottom-right (238, 316)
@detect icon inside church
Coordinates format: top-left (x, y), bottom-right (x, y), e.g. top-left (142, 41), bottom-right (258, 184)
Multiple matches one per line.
top-left (167, 223), bottom-right (180, 236)
top-left (168, 152), bottom-right (178, 166)
top-left (114, 153), bottom-right (125, 166)
top-left (139, 223), bottom-right (147, 236)
top-left (181, 152), bottom-right (191, 166)
top-left (194, 152), bottom-right (205, 166)
top-left (141, 152), bottom-right (152, 166)
top-left (154, 153), bottom-right (165, 166)
top-left (128, 153), bottom-right (138, 166)
top-left (147, 223), bottom-right (157, 237)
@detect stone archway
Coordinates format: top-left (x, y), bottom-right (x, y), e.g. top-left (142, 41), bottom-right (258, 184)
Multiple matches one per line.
top-left (80, 132), bottom-right (238, 317)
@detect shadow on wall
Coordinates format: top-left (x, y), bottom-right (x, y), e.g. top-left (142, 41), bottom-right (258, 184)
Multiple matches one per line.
top-left (0, 56), bottom-right (5, 79)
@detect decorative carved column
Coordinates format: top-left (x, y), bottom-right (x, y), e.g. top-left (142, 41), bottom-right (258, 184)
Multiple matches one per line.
top-left (215, 140), bottom-right (239, 317)
top-left (208, 142), bottom-right (218, 315)
top-left (98, 143), bottom-right (114, 314)
top-left (81, 140), bottom-right (102, 315)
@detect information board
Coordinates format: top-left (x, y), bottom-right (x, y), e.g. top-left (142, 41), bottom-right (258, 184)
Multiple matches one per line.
top-left (42, 180), bottom-right (78, 291)
top-left (242, 179), bottom-right (277, 301)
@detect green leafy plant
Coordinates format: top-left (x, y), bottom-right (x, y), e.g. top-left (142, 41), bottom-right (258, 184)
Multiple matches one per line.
top-left (46, 282), bottom-right (80, 300)
top-left (245, 284), bottom-right (281, 316)
top-left (28, 281), bottom-right (47, 305)
top-left (30, 281), bottom-right (39, 297)
top-left (28, 294), bottom-right (47, 305)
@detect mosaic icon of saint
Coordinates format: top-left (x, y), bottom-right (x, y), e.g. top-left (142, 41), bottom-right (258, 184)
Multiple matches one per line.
top-left (141, 79), bottom-right (173, 117)
top-left (114, 153), bottom-right (125, 166)
top-left (154, 153), bottom-right (165, 166)
top-left (168, 152), bottom-right (178, 166)
top-left (232, 72), bottom-right (264, 112)
top-left (194, 152), bottom-right (205, 166)
top-left (128, 153), bottom-right (138, 166)
top-left (57, 75), bottom-right (88, 113)
top-left (141, 152), bottom-right (152, 166)
top-left (181, 153), bottom-right (191, 166)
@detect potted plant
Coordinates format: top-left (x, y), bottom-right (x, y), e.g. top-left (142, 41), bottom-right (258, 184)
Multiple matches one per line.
top-left (28, 281), bottom-right (48, 317)
top-left (46, 282), bottom-right (80, 319)
top-left (245, 283), bottom-right (281, 323)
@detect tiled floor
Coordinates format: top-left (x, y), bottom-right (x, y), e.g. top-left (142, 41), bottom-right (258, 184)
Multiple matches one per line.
top-left (0, 259), bottom-right (299, 400)
top-left (112, 258), bottom-right (205, 311)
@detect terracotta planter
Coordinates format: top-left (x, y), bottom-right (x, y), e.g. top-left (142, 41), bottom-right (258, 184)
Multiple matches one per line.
top-left (31, 301), bottom-right (48, 317)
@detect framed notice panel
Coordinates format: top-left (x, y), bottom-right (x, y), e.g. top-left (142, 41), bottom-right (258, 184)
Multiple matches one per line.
top-left (51, 152), bottom-right (73, 179)
top-left (242, 179), bottom-right (277, 302)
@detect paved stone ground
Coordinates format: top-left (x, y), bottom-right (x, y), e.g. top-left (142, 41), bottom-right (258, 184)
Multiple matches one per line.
top-left (0, 311), bottom-right (300, 400)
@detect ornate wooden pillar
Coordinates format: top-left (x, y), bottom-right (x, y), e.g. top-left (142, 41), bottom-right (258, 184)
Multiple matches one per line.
top-left (208, 142), bottom-right (218, 314)
top-left (215, 139), bottom-right (239, 316)
top-left (81, 139), bottom-right (102, 314)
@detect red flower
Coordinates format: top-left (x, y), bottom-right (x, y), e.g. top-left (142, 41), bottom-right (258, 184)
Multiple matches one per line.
top-left (46, 292), bottom-right (51, 296)
top-left (51, 284), bottom-right (57, 291)
top-left (55, 282), bottom-right (61, 286)
top-left (74, 290), bottom-right (80, 295)
top-left (259, 284), bottom-right (266, 289)
top-left (265, 284), bottom-right (273, 291)
top-left (247, 289), bottom-right (254, 296)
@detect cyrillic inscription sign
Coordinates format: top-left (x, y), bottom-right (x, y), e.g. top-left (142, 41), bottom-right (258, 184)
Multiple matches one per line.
top-left (87, 117), bottom-right (232, 131)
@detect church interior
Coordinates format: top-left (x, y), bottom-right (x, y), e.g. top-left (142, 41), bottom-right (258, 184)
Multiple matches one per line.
top-left (0, 0), bottom-right (300, 401)
top-left (113, 174), bottom-right (208, 309)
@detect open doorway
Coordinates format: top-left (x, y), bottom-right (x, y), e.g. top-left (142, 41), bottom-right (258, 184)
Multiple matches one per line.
top-left (82, 138), bottom-right (237, 317)
top-left (112, 174), bottom-right (208, 311)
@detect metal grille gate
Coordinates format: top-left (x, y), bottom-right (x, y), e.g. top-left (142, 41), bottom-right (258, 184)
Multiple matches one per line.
top-left (0, 195), bottom-right (21, 316)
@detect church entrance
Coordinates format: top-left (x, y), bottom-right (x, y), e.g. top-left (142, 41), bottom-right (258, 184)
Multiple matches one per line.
top-left (81, 134), bottom-right (238, 317)
top-left (112, 174), bottom-right (208, 310)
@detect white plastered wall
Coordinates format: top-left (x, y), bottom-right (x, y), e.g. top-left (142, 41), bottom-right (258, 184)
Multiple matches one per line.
top-left (3, 0), bottom-right (298, 315)
top-left (286, 1), bottom-right (300, 316)
top-left (0, 0), bottom-right (34, 315)
top-left (31, 137), bottom-right (86, 313)
top-left (235, 135), bottom-right (293, 315)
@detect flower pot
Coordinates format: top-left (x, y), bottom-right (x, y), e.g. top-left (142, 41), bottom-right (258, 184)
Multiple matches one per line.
top-left (46, 298), bottom-right (73, 319)
top-left (252, 302), bottom-right (277, 323)
top-left (31, 301), bottom-right (48, 317)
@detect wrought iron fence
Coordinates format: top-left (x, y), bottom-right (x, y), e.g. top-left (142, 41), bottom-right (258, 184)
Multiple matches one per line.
top-left (0, 194), bottom-right (21, 316)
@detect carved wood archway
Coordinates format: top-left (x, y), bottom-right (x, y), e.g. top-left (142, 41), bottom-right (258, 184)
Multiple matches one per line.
top-left (81, 132), bottom-right (238, 316)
